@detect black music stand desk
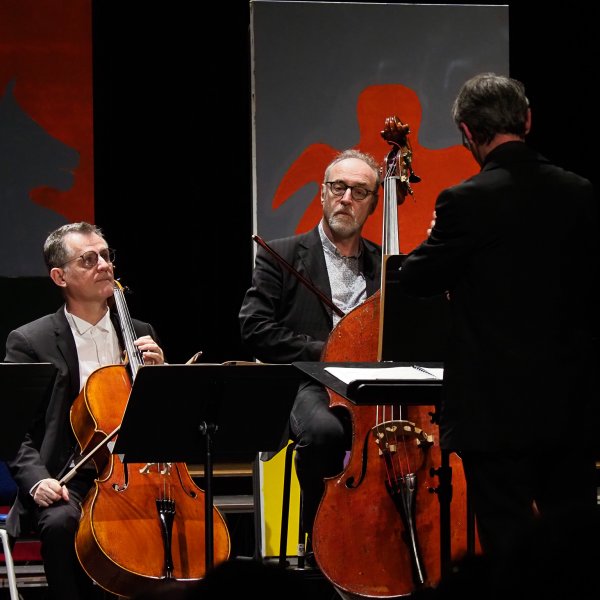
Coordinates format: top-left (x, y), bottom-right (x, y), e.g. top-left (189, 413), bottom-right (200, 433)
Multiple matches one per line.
top-left (112, 363), bottom-right (303, 571)
top-left (293, 361), bottom-right (443, 406)
top-left (379, 254), bottom-right (450, 364)
top-left (0, 363), bottom-right (57, 461)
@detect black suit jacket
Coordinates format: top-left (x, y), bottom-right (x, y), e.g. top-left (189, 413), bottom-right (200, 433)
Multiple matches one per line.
top-left (4, 306), bottom-right (158, 536)
top-left (239, 226), bottom-right (381, 363)
top-left (398, 142), bottom-right (598, 452)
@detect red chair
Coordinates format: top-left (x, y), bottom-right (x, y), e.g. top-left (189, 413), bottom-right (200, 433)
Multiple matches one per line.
top-left (0, 461), bottom-right (44, 599)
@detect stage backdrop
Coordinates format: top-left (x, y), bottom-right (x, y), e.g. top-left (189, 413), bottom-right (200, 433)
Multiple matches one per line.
top-left (0, 0), bottom-right (94, 278)
top-left (250, 1), bottom-right (508, 253)
top-left (251, 0), bottom-right (508, 558)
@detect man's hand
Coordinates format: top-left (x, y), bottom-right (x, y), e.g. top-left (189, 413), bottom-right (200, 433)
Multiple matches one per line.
top-left (33, 478), bottom-right (69, 507)
top-left (134, 336), bottom-right (165, 365)
top-left (427, 210), bottom-right (437, 237)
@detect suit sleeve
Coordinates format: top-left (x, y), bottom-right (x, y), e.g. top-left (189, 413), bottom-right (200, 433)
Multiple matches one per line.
top-left (5, 329), bottom-right (54, 493)
top-left (398, 186), bottom-right (483, 297)
top-left (239, 246), bottom-right (325, 363)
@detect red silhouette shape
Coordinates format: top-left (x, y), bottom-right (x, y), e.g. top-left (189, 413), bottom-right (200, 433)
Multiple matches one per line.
top-left (272, 84), bottom-right (478, 253)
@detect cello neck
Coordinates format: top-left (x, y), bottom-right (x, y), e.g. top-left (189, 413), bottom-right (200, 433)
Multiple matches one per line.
top-left (380, 115), bottom-right (421, 265)
top-left (381, 175), bottom-right (401, 259)
top-left (378, 116), bottom-right (421, 360)
top-left (113, 281), bottom-right (144, 379)
top-left (377, 161), bottom-right (402, 363)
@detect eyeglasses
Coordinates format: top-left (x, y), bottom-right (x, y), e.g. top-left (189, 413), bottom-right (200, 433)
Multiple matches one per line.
top-left (59, 248), bottom-right (116, 269)
top-left (325, 181), bottom-right (375, 202)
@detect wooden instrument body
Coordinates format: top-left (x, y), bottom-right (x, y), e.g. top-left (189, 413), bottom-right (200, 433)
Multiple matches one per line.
top-left (313, 120), bottom-right (477, 597)
top-left (70, 365), bottom-right (231, 597)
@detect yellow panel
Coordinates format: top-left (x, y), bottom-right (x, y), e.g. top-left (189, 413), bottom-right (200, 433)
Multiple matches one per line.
top-left (259, 442), bottom-right (303, 558)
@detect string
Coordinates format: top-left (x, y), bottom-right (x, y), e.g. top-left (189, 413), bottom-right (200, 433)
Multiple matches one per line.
top-left (113, 282), bottom-right (144, 378)
top-left (378, 123), bottom-right (413, 484)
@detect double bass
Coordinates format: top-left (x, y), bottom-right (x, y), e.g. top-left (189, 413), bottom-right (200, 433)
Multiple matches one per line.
top-left (63, 281), bottom-right (230, 597)
top-left (312, 119), bottom-right (474, 597)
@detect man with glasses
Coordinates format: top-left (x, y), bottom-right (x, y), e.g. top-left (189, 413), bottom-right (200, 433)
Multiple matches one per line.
top-left (239, 149), bottom-right (381, 557)
top-left (4, 221), bottom-right (165, 599)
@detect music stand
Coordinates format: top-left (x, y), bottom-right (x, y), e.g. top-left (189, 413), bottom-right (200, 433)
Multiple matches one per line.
top-left (0, 363), bottom-right (57, 460)
top-left (294, 361), bottom-right (443, 406)
top-left (112, 363), bottom-right (303, 571)
top-left (380, 254), bottom-right (450, 363)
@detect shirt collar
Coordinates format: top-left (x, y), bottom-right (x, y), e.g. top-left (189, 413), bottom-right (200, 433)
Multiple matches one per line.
top-left (65, 307), bottom-right (112, 335)
top-left (318, 221), bottom-right (362, 259)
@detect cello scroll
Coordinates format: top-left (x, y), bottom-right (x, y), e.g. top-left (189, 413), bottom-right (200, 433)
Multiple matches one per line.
top-left (381, 115), bottom-right (421, 203)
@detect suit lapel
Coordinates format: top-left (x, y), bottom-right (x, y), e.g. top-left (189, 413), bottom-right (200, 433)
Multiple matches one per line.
top-left (52, 307), bottom-right (80, 398)
top-left (110, 310), bottom-right (125, 354)
top-left (362, 241), bottom-right (382, 296)
top-left (296, 228), bottom-right (333, 326)
top-left (299, 229), bottom-right (332, 300)
top-left (297, 227), bottom-right (382, 318)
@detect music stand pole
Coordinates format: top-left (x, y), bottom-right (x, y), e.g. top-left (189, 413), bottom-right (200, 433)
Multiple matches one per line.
top-left (199, 420), bottom-right (217, 571)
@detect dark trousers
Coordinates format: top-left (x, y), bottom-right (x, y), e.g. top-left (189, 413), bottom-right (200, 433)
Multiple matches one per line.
top-left (461, 446), bottom-right (598, 560)
top-left (289, 379), bottom-right (351, 539)
top-left (35, 471), bottom-right (103, 600)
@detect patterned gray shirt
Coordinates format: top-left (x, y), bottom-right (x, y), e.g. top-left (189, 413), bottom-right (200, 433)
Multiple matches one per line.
top-left (319, 222), bottom-right (366, 327)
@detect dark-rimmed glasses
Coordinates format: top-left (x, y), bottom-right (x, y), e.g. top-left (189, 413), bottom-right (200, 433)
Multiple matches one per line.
top-left (59, 248), bottom-right (116, 269)
top-left (325, 180), bottom-right (375, 202)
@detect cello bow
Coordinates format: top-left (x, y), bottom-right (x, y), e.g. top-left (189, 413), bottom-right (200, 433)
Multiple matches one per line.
top-left (252, 234), bottom-right (344, 318)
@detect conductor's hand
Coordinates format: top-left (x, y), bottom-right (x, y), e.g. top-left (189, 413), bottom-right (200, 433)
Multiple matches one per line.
top-left (33, 478), bottom-right (69, 507)
top-left (427, 210), bottom-right (437, 237)
top-left (135, 336), bottom-right (165, 365)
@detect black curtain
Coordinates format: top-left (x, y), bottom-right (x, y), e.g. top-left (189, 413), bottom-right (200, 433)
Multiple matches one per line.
top-left (91, 1), bottom-right (596, 365)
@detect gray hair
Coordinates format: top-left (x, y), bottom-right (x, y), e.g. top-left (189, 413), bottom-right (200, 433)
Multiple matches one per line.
top-left (43, 221), bottom-right (105, 271)
top-left (452, 73), bottom-right (530, 145)
top-left (324, 148), bottom-right (382, 191)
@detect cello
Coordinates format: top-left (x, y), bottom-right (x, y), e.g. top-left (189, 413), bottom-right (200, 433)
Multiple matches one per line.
top-left (64, 281), bottom-right (230, 597)
top-left (312, 118), bottom-right (474, 597)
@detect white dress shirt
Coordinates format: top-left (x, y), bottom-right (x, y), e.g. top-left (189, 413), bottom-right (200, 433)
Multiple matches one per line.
top-left (65, 307), bottom-right (122, 391)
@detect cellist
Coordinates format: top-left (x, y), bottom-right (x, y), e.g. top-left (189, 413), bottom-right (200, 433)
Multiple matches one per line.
top-left (4, 222), bottom-right (165, 600)
top-left (239, 149), bottom-right (382, 557)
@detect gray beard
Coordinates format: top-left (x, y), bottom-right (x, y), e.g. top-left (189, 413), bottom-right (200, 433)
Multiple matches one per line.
top-left (327, 214), bottom-right (360, 239)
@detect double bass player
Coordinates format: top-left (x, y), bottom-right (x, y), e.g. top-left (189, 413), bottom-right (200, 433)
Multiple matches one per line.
top-left (239, 148), bottom-right (382, 558)
top-left (4, 222), bottom-right (165, 600)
